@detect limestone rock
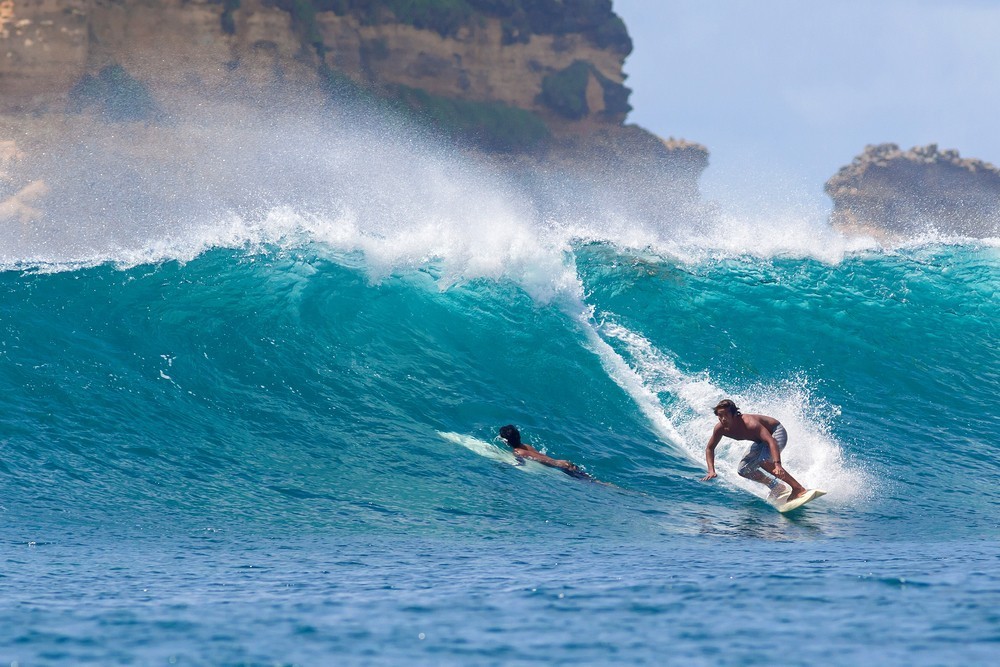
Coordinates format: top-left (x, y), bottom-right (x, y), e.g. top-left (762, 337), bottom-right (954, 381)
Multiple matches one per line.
top-left (0, 1), bottom-right (630, 125)
top-left (826, 143), bottom-right (1000, 238)
top-left (0, 1), bottom-right (707, 217)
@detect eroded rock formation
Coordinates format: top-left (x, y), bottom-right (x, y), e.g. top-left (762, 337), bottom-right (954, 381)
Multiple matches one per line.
top-left (0, 1), bottom-right (632, 129)
top-left (826, 143), bottom-right (1000, 238)
top-left (0, 0), bottom-right (708, 228)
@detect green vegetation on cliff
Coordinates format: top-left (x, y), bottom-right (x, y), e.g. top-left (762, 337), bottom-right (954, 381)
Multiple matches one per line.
top-left (318, 65), bottom-right (549, 151)
top-left (481, 0), bottom-right (630, 52)
top-left (539, 60), bottom-right (590, 119)
top-left (539, 59), bottom-right (631, 120)
top-left (393, 85), bottom-right (550, 151)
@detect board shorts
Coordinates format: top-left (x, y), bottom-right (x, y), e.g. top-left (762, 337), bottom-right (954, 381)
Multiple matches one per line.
top-left (737, 423), bottom-right (787, 478)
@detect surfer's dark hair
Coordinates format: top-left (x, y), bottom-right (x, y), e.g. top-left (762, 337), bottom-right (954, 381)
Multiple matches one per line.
top-left (714, 399), bottom-right (740, 416)
top-left (499, 424), bottom-right (522, 447)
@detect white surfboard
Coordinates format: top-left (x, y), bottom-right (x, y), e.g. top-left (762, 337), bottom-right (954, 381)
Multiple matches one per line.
top-left (777, 488), bottom-right (827, 513)
top-left (438, 431), bottom-right (544, 473)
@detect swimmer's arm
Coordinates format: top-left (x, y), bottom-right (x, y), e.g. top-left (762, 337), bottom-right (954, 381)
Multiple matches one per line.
top-left (518, 448), bottom-right (580, 472)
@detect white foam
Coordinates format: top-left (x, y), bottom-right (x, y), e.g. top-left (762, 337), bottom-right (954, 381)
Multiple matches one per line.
top-left (3, 101), bottom-right (994, 293)
top-left (583, 317), bottom-right (870, 503)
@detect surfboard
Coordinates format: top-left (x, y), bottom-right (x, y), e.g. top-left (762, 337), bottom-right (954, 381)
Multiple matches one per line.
top-left (438, 431), bottom-right (542, 473)
top-left (767, 484), bottom-right (792, 505)
top-left (439, 431), bottom-right (603, 483)
top-left (777, 488), bottom-right (826, 513)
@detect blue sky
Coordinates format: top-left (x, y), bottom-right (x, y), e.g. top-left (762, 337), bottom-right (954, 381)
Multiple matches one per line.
top-left (614, 0), bottom-right (1000, 212)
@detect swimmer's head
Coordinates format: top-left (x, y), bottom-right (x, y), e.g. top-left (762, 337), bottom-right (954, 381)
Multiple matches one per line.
top-left (499, 424), bottom-right (522, 448)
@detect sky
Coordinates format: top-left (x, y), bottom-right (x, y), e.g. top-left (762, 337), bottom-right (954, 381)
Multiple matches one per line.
top-left (613, 0), bottom-right (1000, 213)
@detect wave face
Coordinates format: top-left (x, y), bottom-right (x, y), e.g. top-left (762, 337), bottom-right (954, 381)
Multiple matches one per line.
top-left (2, 236), bottom-right (997, 541)
top-left (2, 105), bottom-right (999, 541)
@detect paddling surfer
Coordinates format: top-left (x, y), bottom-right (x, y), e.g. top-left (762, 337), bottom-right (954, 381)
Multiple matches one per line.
top-left (498, 425), bottom-right (592, 480)
top-left (701, 400), bottom-right (808, 502)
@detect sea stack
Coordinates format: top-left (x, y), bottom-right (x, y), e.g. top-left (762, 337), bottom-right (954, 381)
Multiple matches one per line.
top-left (826, 143), bottom-right (1000, 238)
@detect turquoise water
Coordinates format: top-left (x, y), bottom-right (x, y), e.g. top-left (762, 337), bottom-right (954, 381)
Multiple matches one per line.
top-left (1, 116), bottom-right (999, 664)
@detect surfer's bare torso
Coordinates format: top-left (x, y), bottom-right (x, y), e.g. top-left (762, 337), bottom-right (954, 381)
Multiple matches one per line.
top-left (713, 413), bottom-right (780, 443)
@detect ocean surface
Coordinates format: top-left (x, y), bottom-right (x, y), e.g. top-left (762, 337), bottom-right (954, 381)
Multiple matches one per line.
top-left (1, 111), bottom-right (998, 665)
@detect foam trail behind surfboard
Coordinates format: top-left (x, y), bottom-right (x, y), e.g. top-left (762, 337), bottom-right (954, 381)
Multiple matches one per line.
top-left (572, 307), bottom-right (689, 452)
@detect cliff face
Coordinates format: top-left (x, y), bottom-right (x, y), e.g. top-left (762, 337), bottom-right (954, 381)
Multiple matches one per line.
top-left (1, 1), bottom-right (324, 112)
top-left (315, 10), bottom-right (631, 126)
top-left (0, 0), bottom-right (708, 234)
top-left (826, 144), bottom-right (1000, 238)
top-left (0, 0), bottom-right (632, 128)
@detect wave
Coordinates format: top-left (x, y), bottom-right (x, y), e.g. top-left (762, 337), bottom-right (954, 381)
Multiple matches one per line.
top-left (0, 234), bottom-right (994, 542)
top-left (2, 107), bottom-right (998, 540)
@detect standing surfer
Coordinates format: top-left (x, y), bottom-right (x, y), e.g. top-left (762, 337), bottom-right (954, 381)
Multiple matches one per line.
top-left (701, 400), bottom-right (808, 502)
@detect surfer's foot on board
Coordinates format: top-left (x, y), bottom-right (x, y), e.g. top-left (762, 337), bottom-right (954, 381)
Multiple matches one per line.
top-left (786, 488), bottom-right (809, 501)
top-left (767, 483), bottom-right (791, 502)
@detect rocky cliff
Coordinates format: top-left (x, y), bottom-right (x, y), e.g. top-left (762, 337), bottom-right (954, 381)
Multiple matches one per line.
top-left (826, 143), bottom-right (1000, 238)
top-left (0, 1), bottom-right (635, 129)
top-left (0, 0), bottom-right (707, 232)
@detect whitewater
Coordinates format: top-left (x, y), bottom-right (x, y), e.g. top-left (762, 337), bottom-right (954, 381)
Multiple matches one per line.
top-left (1, 105), bottom-right (998, 665)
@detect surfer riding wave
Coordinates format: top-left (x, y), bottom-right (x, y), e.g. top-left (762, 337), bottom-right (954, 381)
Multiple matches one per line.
top-left (701, 400), bottom-right (808, 502)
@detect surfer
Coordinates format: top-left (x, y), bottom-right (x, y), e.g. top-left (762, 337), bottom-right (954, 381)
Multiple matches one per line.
top-left (701, 400), bottom-right (808, 502)
top-left (498, 425), bottom-right (592, 480)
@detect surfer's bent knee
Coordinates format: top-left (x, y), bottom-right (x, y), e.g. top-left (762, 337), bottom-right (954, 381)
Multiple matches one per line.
top-left (737, 461), bottom-right (758, 479)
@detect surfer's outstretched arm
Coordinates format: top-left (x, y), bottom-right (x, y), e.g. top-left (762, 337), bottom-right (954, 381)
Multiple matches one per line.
top-left (702, 427), bottom-right (723, 481)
